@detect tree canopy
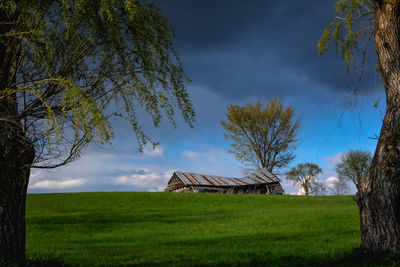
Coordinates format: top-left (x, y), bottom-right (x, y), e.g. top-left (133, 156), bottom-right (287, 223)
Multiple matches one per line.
top-left (0, 0), bottom-right (195, 169)
top-left (328, 176), bottom-right (350, 195)
top-left (221, 99), bottom-right (300, 173)
top-left (318, 0), bottom-right (374, 71)
top-left (336, 150), bottom-right (371, 188)
top-left (0, 0), bottom-right (195, 262)
top-left (320, 0), bottom-right (400, 253)
top-left (286, 163), bottom-right (326, 196)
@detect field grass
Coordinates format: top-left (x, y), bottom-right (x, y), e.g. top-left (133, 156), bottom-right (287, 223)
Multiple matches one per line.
top-left (25, 192), bottom-right (362, 266)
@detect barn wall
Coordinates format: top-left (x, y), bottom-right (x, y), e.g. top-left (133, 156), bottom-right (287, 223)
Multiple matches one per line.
top-left (190, 183), bottom-right (284, 194)
top-left (165, 172), bottom-right (284, 194)
top-left (268, 183), bottom-right (284, 194)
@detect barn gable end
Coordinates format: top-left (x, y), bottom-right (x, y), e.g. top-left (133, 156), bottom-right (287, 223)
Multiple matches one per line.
top-left (165, 173), bottom-right (188, 192)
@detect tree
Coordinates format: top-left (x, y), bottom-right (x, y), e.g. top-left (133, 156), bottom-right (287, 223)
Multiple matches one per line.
top-left (336, 150), bottom-right (372, 188)
top-left (221, 99), bottom-right (300, 173)
top-left (0, 0), bottom-right (195, 263)
top-left (327, 176), bottom-right (350, 195)
top-left (319, 0), bottom-right (400, 252)
top-left (286, 163), bottom-right (326, 196)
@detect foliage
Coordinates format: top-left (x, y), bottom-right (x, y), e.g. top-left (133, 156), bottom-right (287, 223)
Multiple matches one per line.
top-left (328, 176), bottom-right (350, 195)
top-left (336, 150), bottom-right (371, 188)
top-left (0, 0), bottom-right (195, 168)
top-left (320, 0), bottom-right (400, 253)
top-left (311, 181), bottom-right (328, 196)
top-left (25, 192), bottom-right (360, 266)
top-left (221, 99), bottom-right (300, 173)
top-left (317, 0), bottom-right (374, 70)
top-left (286, 163), bottom-right (326, 196)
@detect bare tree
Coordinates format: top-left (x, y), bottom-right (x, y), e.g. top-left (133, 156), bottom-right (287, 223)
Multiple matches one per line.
top-left (327, 176), bottom-right (350, 195)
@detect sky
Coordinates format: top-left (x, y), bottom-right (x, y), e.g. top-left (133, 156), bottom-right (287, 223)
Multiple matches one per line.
top-left (28, 0), bottom-right (385, 195)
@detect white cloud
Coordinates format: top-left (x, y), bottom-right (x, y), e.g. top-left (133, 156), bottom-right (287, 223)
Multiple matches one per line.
top-left (182, 145), bottom-right (229, 162)
top-left (326, 176), bottom-right (339, 188)
top-left (29, 169), bottom-right (44, 184)
top-left (182, 150), bottom-right (201, 161)
top-left (324, 153), bottom-right (343, 167)
top-left (114, 170), bottom-right (173, 188)
top-left (85, 144), bottom-right (164, 160)
top-left (148, 186), bottom-right (165, 192)
top-left (30, 178), bottom-right (86, 189)
top-left (281, 181), bottom-right (293, 188)
top-left (298, 187), bottom-right (306, 195)
top-left (27, 140), bottom-right (241, 193)
top-left (157, 186), bottom-right (164, 192)
top-left (142, 144), bottom-right (164, 157)
top-left (180, 145), bottom-right (241, 177)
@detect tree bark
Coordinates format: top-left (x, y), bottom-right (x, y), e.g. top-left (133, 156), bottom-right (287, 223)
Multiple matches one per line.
top-left (0, 166), bottom-right (32, 263)
top-left (0, 90), bottom-right (34, 263)
top-left (0, 74), bottom-right (34, 263)
top-left (356, 0), bottom-right (400, 252)
top-left (0, 6), bottom-right (34, 263)
top-left (0, 67), bottom-right (34, 264)
top-left (304, 186), bottom-right (309, 196)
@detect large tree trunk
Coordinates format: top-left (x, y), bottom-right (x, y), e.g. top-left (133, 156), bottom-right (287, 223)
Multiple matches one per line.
top-left (0, 166), bottom-right (31, 263)
top-left (0, 78), bottom-right (34, 263)
top-left (0, 6), bottom-right (34, 263)
top-left (356, 0), bottom-right (400, 252)
top-left (0, 62), bottom-right (34, 264)
top-left (0, 88), bottom-right (34, 263)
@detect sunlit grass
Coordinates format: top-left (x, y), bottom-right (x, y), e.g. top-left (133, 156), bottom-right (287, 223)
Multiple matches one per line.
top-left (26, 192), bottom-right (361, 266)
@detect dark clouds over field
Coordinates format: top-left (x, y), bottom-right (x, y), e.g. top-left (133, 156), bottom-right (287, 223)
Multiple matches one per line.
top-left (154, 0), bottom-right (379, 99)
top-left (29, 1), bottom-right (383, 194)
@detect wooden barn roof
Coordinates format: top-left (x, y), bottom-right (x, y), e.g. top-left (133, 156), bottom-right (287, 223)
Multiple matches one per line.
top-left (174, 168), bottom-right (280, 187)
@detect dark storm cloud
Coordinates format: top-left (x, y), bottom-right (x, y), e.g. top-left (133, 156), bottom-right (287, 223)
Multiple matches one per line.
top-left (152, 0), bottom-right (379, 99)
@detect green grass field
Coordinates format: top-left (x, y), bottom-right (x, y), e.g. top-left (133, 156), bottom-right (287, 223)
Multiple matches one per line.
top-left (26, 193), bottom-right (362, 266)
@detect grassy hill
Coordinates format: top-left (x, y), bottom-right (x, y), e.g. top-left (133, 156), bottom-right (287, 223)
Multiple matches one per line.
top-left (26, 192), bottom-right (361, 266)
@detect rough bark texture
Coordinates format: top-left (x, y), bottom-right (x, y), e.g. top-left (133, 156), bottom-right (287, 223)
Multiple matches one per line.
top-left (0, 167), bottom-right (31, 263)
top-left (0, 84), bottom-right (34, 262)
top-left (0, 91), bottom-right (34, 263)
top-left (0, 67), bottom-right (34, 263)
top-left (356, 0), bottom-right (400, 252)
top-left (0, 7), bottom-right (34, 263)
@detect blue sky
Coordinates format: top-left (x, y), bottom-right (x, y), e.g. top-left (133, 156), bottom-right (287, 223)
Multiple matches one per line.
top-left (28, 0), bottom-right (384, 195)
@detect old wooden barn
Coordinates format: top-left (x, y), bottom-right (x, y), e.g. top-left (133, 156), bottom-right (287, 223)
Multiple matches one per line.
top-left (164, 168), bottom-right (284, 194)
